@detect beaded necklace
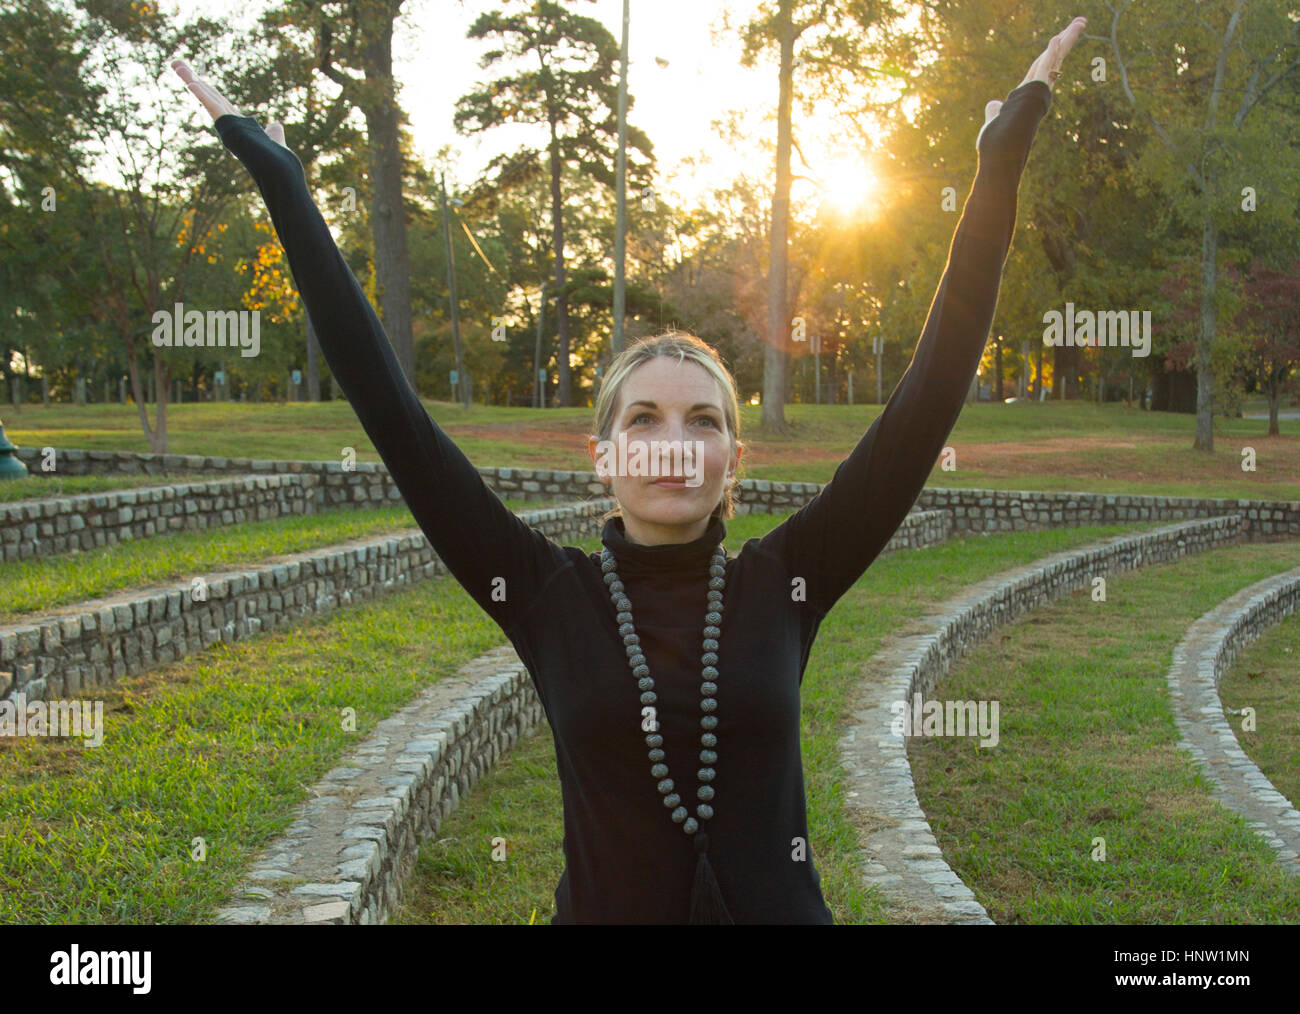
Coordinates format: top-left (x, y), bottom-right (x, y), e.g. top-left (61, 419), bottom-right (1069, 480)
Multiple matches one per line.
top-left (600, 541), bottom-right (734, 923)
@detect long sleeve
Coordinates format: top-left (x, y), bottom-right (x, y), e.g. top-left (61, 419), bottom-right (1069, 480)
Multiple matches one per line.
top-left (758, 80), bottom-right (1053, 615)
top-left (213, 114), bottom-right (566, 633)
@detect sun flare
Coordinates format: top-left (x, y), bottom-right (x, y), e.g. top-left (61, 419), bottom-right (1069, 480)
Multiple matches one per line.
top-left (817, 154), bottom-right (879, 219)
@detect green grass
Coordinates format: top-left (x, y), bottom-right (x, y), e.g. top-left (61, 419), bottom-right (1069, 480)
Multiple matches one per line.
top-left (909, 540), bottom-right (1300, 924)
top-left (394, 516), bottom-right (1173, 924)
top-left (1219, 612), bottom-right (1300, 813)
top-left (0, 568), bottom-right (505, 923)
top-left (0, 498), bottom-right (580, 622)
top-left (4, 481), bottom-right (1289, 924)
top-left (8, 399), bottom-right (1300, 500)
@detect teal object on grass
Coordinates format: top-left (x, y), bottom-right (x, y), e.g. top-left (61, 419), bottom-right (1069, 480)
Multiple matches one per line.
top-left (0, 420), bottom-right (28, 479)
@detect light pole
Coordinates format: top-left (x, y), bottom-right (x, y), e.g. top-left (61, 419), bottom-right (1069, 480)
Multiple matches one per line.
top-left (440, 172), bottom-right (470, 409)
top-left (534, 280), bottom-right (551, 409)
top-left (613, 0), bottom-right (630, 356)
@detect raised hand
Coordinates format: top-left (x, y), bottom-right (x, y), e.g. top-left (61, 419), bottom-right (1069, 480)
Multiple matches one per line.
top-left (978, 16), bottom-right (1088, 147)
top-left (172, 59), bottom-right (288, 148)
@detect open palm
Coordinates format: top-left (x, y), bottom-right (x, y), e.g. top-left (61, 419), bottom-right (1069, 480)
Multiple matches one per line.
top-left (172, 59), bottom-right (288, 148)
top-left (979, 16), bottom-right (1087, 144)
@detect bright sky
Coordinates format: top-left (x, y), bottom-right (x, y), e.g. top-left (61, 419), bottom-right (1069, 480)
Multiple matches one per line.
top-left (166, 0), bottom-right (898, 216)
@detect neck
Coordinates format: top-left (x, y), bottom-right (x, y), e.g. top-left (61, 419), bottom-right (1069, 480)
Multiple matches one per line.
top-left (621, 513), bottom-right (712, 547)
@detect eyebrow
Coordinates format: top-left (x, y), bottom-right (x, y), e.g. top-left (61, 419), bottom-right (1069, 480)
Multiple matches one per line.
top-left (624, 400), bottom-right (722, 414)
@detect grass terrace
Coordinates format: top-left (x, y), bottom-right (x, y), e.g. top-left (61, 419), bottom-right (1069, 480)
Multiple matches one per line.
top-left (6, 398), bottom-right (1300, 500)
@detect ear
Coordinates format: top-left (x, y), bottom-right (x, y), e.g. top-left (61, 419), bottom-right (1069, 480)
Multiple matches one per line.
top-left (589, 435), bottom-right (610, 481)
top-left (728, 440), bottom-right (744, 479)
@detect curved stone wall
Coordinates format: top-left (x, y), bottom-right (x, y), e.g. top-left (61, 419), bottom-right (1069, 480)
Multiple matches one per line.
top-left (839, 514), bottom-right (1244, 923)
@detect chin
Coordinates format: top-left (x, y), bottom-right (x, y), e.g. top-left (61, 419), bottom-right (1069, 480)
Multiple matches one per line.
top-left (620, 483), bottom-right (720, 530)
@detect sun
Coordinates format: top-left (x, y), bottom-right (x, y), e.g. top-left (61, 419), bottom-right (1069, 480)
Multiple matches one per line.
top-left (816, 154), bottom-right (880, 219)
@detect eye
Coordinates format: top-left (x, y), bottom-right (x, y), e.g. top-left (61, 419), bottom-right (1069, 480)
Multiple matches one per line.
top-left (630, 412), bottom-right (654, 425)
top-left (694, 415), bottom-right (720, 429)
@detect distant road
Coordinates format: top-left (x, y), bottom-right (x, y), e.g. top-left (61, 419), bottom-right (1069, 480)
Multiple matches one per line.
top-left (1244, 412), bottom-right (1300, 421)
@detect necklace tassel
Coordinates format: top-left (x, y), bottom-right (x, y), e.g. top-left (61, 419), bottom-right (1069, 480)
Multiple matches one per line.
top-left (689, 832), bottom-right (734, 924)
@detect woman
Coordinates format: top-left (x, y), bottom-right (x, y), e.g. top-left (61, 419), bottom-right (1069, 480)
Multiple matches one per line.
top-left (173, 14), bottom-right (1086, 924)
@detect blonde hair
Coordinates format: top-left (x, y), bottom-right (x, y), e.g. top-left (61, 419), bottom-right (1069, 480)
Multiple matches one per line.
top-left (592, 331), bottom-right (742, 521)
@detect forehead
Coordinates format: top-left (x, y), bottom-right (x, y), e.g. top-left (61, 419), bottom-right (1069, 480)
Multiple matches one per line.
top-left (616, 357), bottom-right (725, 411)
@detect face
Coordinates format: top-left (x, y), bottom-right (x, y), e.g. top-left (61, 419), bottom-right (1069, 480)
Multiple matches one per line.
top-left (589, 357), bottom-right (742, 546)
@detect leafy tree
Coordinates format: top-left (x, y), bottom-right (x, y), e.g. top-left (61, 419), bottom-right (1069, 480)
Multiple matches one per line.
top-left (453, 0), bottom-right (655, 407)
top-left (1105, 0), bottom-right (1300, 450)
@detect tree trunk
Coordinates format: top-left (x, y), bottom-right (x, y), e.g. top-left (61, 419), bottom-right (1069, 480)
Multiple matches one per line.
top-left (761, 0), bottom-right (794, 435)
top-left (1194, 213), bottom-right (1218, 450)
top-left (361, 19), bottom-right (416, 388)
top-left (73, 354), bottom-right (86, 406)
top-left (549, 106), bottom-right (572, 407)
top-left (151, 358), bottom-right (170, 454)
top-left (306, 312), bottom-right (321, 401)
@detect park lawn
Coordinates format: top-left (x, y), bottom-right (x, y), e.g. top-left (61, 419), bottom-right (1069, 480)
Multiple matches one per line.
top-left (393, 518), bottom-right (1171, 925)
top-left (909, 540), bottom-right (1300, 924)
top-left (7, 399), bottom-right (1300, 501)
top-left (0, 498), bottom-right (577, 623)
top-left (0, 560), bottom-right (505, 923)
top-left (1218, 613), bottom-right (1300, 814)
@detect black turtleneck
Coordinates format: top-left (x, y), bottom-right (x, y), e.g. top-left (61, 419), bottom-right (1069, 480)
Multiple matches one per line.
top-left (213, 79), bottom-right (1052, 923)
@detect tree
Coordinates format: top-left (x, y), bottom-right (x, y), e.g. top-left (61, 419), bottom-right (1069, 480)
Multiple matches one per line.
top-left (4, 0), bottom-right (263, 451)
top-left (266, 0), bottom-right (419, 388)
top-left (1106, 0), bottom-right (1300, 450)
top-left (1232, 260), bottom-right (1300, 435)
top-left (731, 0), bottom-right (908, 434)
top-left (453, 0), bottom-right (655, 407)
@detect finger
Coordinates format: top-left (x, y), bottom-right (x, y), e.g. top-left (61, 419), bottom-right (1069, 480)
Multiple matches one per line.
top-left (172, 59), bottom-right (241, 120)
top-left (266, 122), bottom-right (286, 147)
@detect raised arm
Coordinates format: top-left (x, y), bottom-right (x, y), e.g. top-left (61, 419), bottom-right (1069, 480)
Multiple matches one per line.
top-left (757, 17), bottom-right (1086, 616)
top-left (173, 61), bottom-right (565, 633)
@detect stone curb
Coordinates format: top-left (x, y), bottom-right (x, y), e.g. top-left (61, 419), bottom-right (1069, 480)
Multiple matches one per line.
top-left (213, 645), bottom-right (539, 925)
top-left (1167, 567), bottom-right (1300, 874)
top-left (0, 501), bottom-right (614, 703)
top-left (11, 447), bottom-right (1298, 550)
top-left (0, 501), bottom-right (943, 705)
top-left (838, 513), bottom-right (1244, 924)
top-left (0, 474), bottom-right (331, 563)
